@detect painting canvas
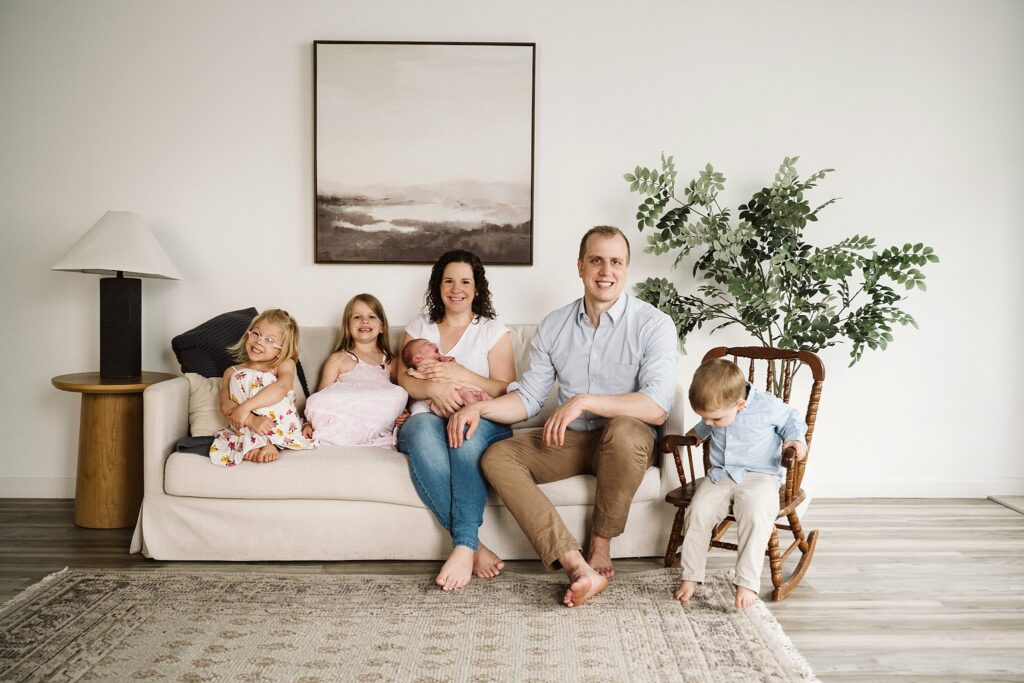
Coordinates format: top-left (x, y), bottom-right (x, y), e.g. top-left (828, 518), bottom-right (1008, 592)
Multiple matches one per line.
top-left (314, 41), bottom-right (535, 264)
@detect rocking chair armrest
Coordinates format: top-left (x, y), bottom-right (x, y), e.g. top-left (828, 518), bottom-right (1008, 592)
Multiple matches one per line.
top-left (661, 433), bottom-right (700, 452)
top-left (782, 445), bottom-right (797, 469)
top-left (780, 445), bottom-right (805, 506)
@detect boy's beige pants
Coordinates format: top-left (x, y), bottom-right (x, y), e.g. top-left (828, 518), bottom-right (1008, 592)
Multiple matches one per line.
top-left (481, 416), bottom-right (655, 568)
top-left (680, 472), bottom-right (780, 592)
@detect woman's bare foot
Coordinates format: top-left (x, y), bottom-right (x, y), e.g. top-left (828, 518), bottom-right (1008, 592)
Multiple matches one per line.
top-left (674, 579), bottom-right (697, 602)
top-left (473, 543), bottom-right (505, 579)
top-left (244, 445), bottom-right (278, 463)
top-left (559, 550), bottom-right (608, 608)
top-left (436, 545), bottom-right (474, 591)
top-left (735, 586), bottom-right (758, 608)
top-left (586, 534), bottom-right (615, 578)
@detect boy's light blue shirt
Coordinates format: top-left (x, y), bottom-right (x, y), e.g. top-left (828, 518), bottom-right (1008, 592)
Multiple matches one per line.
top-left (691, 383), bottom-right (807, 484)
top-left (507, 294), bottom-right (677, 432)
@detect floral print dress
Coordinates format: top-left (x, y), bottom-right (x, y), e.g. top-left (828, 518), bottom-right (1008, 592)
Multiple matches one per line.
top-left (209, 367), bottom-right (318, 467)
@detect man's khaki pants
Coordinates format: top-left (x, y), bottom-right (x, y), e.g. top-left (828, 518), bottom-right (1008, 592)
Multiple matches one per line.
top-left (481, 416), bottom-right (655, 568)
top-left (680, 472), bottom-right (780, 592)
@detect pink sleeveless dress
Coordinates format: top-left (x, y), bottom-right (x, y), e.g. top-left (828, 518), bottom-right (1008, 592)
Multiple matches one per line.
top-left (304, 354), bottom-right (409, 450)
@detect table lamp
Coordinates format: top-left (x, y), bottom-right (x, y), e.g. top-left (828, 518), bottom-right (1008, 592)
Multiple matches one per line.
top-left (51, 211), bottom-right (182, 379)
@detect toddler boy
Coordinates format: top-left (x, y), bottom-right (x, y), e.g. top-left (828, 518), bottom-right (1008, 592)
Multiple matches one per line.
top-left (674, 358), bottom-right (807, 608)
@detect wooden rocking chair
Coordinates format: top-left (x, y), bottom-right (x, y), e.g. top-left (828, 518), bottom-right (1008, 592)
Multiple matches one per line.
top-left (661, 346), bottom-right (825, 601)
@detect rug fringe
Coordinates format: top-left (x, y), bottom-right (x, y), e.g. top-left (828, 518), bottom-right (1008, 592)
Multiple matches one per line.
top-left (0, 567), bottom-right (70, 611)
top-left (751, 596), bottom-right (820, 680)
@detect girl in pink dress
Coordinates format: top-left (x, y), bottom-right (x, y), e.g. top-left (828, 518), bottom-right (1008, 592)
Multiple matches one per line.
top-left (304, 294), bottom-right (409, 449)
top-left (209, 309), bottom-right (318, 467)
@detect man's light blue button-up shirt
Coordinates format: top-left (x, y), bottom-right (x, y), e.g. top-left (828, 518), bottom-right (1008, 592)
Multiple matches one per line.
top-left (507, 294), bottom-right (678, 432)
top-left (692, 383), bottom-right (808, 484)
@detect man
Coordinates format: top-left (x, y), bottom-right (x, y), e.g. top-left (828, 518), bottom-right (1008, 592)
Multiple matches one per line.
top-left (447, 226), bottom-right (678, 607)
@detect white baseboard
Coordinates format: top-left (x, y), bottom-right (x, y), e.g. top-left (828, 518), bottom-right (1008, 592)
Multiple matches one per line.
top-left (0, 477), bottom-right (75, 498)
top-left (1, 477), bottom-right (1020, 500)
top-left (812, 479), bottom-right (1024, 498)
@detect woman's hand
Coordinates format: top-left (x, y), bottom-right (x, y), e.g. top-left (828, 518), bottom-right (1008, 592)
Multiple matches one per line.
top-left (415, 359), bottom-right (471, 384)
top-left (425, 381), bottom-right (466, 417)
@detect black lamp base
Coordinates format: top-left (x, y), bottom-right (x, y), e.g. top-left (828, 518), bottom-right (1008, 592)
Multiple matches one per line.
top-left (100, 276), bottom-right (141, 379)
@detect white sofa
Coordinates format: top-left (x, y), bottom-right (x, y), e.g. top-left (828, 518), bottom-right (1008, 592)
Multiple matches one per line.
top-left (131, 324), bottom-right (684, 561)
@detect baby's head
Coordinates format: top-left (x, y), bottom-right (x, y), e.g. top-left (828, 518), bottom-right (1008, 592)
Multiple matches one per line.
top-left (229, 308), bottom-right (299, 368)
top-left (689, 358), bottom-right (747, 428)
top-left (402, 338), bottom-right (441, 369)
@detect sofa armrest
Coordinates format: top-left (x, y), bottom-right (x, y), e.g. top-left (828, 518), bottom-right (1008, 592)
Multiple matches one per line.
top-left (658, 382), bottom-right (688, 496)
top-left (143, 376), bottom-right (189, 496)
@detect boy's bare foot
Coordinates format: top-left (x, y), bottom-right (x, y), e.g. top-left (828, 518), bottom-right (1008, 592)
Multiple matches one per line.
top-left (436, 545), bottom-right (474, 591)
top-left (473, 543), bottom-right (504, 579)
top-left (559, 550), bottom-right (608, 608)
top-left (244, 445), bottom-right (278, 463)
top-left (586, 534), bottom-right (615, 578)
top-left (674, 579), bottom-right (697, 602)
top-left (735, 586), bottom-right (757, 608)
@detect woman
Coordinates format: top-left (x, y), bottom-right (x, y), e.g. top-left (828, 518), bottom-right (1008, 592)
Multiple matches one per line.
top-left (397, 249), bottom-right (515, 591)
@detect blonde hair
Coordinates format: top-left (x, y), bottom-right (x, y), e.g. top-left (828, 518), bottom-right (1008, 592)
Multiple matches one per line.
top-left (689, 358), bottom-right (746, 412)
top-left (228, 308), bottom-right (300, 369)
top-left (335, 293), bottom-right (394, 362)
top-left (578, 225), bottom-right (630, 263)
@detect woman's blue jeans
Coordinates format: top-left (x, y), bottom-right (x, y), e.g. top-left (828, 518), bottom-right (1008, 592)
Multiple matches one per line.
top-left (397, 412), bottom-right (512, 551)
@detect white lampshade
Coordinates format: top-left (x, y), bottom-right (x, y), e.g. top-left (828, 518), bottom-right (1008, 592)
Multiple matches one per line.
top-left (51, 211), bottom-right (182, 280)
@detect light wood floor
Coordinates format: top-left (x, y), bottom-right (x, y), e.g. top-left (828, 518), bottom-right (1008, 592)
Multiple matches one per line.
top-left (2, 498), bottom-right (1022, 682)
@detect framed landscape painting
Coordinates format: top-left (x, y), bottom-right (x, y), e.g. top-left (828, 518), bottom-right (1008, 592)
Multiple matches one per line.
top-left (314, 41), bottom-right (535, 265)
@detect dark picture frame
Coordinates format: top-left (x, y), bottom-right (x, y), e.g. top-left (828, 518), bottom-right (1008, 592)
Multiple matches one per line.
top-left (314, 41), bottom-right (535, 265)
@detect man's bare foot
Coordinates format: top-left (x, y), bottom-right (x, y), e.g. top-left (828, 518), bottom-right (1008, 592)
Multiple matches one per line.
top-left (473, 543), bottom-right (504, 579)
top-left (735, 586), bottom-right (757, 608)
top-left (559, 551), bottom-right (608, 608)
top-left (244, 445), bottom-right (278, 463)
top-left (436, 545), bottom-right (474, 591)
top-left (674, 579), bottom-right (697, 602)
top-left (586, 534), bottom-right (615, 578)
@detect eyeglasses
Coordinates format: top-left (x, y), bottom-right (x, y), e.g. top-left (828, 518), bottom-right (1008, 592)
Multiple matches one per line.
top-left (247, 330), bottom-right (283, 349)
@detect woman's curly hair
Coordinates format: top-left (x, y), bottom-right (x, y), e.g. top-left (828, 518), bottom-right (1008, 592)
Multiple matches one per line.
top-left (424, 249), bottom-right (497, 323)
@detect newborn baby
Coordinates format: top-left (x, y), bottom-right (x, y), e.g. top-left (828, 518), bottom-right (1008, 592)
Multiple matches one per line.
top-left (402, 338), bottom-right (491, 405)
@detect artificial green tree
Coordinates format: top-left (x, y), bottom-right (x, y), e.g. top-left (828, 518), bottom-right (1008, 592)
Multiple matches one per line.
top-left (624, 155), bottom-right (938, 373)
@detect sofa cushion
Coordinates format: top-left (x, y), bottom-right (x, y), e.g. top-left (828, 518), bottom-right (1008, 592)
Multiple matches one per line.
top-left (172, 307), bottom-right (259, 377)
top-left (164, 445), bottom-right (663, 507)
top-left (184, 373), bottom-right (227, 437)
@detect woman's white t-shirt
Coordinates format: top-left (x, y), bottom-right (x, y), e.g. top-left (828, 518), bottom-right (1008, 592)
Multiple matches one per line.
top-left (404, 314), bottom-right (509, 416)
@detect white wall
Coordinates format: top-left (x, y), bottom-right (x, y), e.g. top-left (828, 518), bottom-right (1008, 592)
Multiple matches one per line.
top-left (2, 0), bottom-right (1022, 498)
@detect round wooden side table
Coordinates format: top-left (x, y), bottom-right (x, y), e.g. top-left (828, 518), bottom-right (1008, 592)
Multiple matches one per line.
top-left (52, 371), bottom-right (177, 529)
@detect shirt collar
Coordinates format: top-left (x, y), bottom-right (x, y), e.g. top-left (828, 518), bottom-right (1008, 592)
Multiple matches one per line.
top-left (576, 294), bottom-right (629, 326)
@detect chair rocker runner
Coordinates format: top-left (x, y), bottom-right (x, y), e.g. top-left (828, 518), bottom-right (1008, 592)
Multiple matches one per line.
top-left (662, 346), bottom-right (824, 601)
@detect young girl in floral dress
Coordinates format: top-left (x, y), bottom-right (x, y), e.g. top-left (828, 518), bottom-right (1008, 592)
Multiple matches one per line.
top-left (209, 308), bottom-right (317, 467)
top-left (304, 293), bottom-right (409, 449)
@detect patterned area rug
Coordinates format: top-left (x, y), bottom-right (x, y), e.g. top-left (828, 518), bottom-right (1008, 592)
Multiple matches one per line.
top-left (0, 568), bottom-right (816, 682)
